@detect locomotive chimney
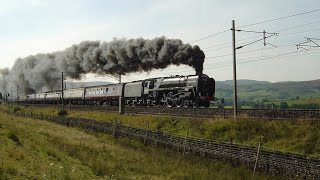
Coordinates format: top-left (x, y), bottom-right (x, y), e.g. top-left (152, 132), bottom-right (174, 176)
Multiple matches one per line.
top-left (195, 68), bottom-right (203, 75)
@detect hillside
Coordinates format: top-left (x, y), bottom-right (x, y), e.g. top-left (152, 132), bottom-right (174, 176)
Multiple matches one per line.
top-left (217, 79), bottom-right (271, 86)
top-left (16, 105), bottom-right (320, 158)
top-left (0, 106), bottom-right (278, 179)
top-left (216, 79), bottom-right (320, 107)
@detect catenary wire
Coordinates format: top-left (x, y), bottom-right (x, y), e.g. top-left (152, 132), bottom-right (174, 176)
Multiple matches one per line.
top-left (237, 8), bottom-right (320, 28)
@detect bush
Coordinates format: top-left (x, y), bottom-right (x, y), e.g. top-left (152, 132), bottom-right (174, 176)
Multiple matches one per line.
top-left (279, 102), bottom-right (288, 109)
top-left (57, 109), bottom-right (68, 116)
top-left (8, 132), bottom-right (22, 146)
top-left (13, 107), bottom-right (21, 113)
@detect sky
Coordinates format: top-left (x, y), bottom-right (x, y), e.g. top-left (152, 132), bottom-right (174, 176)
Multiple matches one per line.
top-left (0, 0), bottom-right (320, 83)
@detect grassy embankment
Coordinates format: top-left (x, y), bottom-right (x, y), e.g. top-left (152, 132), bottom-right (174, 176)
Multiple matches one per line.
top-left (10, 105), bottom-right (320, 158)
top-left (0, 106), bottom-right (279, 179)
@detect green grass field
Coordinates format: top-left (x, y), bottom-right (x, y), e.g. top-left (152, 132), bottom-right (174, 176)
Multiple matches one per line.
top-left (0, 106), bottom-right (280, 179)
top-left (8, 105), bottom-right (320, 158)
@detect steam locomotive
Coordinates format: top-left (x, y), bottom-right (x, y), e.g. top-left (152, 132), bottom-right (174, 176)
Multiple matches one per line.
top-left (18, 74), bottom-right (215, 107)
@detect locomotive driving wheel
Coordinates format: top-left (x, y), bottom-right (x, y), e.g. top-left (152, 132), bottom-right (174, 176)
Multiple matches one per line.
top-left (166, 92), bottom-right (174, 107)
top-left (183, 98), bottom-right (190, 107)
top-left (176, 98), bottom-right (183, 107)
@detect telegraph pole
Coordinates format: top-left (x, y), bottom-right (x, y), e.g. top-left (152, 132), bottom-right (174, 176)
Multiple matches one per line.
top-left (61, 72), bottom-right (64, 109)
top-left (119, 74), bottom-right (121, 83)
top-left (232, 20), bottom-right (238, 120)
top-left (16, 85), bottom-right (19, 101)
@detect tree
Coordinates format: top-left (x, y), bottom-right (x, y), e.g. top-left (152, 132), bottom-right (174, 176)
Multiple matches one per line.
top-left (279, 102), bottom-right (288, 109)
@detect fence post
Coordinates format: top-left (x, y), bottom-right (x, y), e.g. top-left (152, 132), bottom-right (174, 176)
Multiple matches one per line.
top-left (252, 142), bottom-right (261, 179)
top-left (143, 124), bottom-right (149, 144)
top-left (183, 131), bottom-right (189, 156)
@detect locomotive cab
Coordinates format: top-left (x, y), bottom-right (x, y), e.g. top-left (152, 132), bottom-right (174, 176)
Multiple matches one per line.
top-left (198, 74), bottom-right (215, 103)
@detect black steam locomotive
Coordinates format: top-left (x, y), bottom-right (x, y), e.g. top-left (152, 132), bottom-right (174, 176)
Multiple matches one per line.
top-left (19, 74), bottom-right (215, 107)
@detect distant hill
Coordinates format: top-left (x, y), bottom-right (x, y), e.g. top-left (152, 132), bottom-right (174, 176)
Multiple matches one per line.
top-left (217, 79), bottom-right (271, 86)
top-left (216, 79), bottom-right (271, 90)
top-left (215, 79), bottom-right (320, 105)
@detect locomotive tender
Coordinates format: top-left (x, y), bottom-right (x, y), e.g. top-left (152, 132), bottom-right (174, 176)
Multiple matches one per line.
top-left (19, 74), bottom-right (215, 107)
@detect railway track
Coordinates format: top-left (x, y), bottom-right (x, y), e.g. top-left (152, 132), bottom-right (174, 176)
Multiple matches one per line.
top-left (21, 104), bottom-right (320, 119)
top-left (11, 111), bottom-right (320, 178)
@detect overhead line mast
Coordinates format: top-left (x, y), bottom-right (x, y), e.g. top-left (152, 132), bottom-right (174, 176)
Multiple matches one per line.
top-left (231, 20), bottom-right (279, 120)
top-left (61, 72), bottom-right (64, 109)
top-left (231, 20), bottom-right (238, 120)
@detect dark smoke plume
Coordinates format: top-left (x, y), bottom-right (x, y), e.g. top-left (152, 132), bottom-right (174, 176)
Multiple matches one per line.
top-left (0, 36), bottom-right (205, 95)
